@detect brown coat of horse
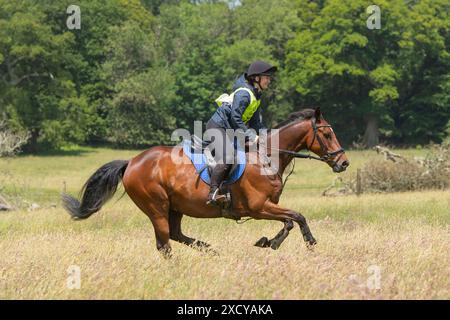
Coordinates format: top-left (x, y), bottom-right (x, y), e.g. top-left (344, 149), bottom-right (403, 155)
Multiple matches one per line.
top-left (62, 108), bottom-right (349, 256)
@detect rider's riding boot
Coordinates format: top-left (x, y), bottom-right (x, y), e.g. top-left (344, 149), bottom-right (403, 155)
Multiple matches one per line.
top-left (207, 164), bottom-right (231, 206)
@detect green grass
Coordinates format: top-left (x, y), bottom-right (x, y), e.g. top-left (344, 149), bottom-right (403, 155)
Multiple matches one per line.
top-left (0, 147), bottom-right (449, 299)
top-left (0, 147), bottom-right (429, 202)
top-left (0, 146), bottom-right (142, 203)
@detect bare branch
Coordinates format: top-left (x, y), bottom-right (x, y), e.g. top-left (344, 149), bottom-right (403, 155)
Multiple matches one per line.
top-left (0, 121), bottom-right (30, 157)
top-left (9, 73), bottom-right (44, 86)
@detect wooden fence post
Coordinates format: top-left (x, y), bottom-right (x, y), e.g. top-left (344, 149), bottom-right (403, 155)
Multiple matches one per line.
top-left (356, 168), bottom-right (362, 196)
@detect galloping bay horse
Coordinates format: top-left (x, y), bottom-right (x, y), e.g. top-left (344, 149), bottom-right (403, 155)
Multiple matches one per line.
top-left (62, 108), bottom-right (349, 256)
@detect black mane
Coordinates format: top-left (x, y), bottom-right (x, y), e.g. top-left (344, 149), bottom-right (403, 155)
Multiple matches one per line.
top-left (273, 109), bottom-right (316, 129)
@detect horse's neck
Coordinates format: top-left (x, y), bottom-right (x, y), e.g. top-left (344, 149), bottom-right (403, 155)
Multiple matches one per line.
top-left (268, 120), bottom-right (309, 176)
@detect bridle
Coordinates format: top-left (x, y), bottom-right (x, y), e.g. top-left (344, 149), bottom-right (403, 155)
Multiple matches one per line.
top-left (268, 118), bottom-right (345, 166)
top-left (261, 117), bottom-right (346, 193)
top-left (308, 118), bottom-right (345, 166)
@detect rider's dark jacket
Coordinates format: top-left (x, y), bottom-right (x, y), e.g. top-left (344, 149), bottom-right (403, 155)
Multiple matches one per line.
top-left (210, 74), bottom-right (264, 135)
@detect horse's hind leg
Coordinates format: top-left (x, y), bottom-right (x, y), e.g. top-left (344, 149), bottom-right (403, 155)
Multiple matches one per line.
top-left (255, 219), bottom-right (294, 250)
top-left (128, 190), bottom-right (172, 258)
top-left (169, 211), bottom-right (217, 254)
top-left (150, 214), bottom-right (172, 258)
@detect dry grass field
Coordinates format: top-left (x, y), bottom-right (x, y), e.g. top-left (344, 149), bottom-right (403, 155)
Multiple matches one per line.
top-left (0, 147), bottom-right (449, 299)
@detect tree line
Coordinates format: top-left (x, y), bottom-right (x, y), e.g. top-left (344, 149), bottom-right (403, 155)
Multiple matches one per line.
top-left (0, 0), bottom-right (448, 152)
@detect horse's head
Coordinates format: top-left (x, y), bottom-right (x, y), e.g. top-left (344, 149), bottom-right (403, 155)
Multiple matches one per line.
top-left (305, 108), bottom-right (349, 173)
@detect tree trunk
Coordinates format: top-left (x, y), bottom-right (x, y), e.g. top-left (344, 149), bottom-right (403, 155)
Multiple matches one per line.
top-left (23, 128), bottom-right (39, 153)
top-left (362, 114), bottom-right (379, 148)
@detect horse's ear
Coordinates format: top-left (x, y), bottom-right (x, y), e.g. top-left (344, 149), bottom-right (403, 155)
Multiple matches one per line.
top-left (315, 107), bottom-right (321, 123)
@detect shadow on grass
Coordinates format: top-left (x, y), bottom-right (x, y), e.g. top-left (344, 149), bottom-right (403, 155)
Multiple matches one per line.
top-left (15, 142), bottom-right (150, 158)
top-left (17, 148), bottom-right (94, 157)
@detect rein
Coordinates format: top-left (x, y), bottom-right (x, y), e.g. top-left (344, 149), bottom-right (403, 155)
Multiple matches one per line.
top-left (237, 117), bottom-right (346, 225)
top-left (269, 147), bottom-right (324, 161)
top-left (266, 118), bottom-right (345, 164)
top-left (263, 117), bottom-right (346, 191)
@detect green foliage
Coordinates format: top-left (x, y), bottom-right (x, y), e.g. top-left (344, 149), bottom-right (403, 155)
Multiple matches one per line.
top-left (0, 0), bottom-right (87, 150)
top-left (102, 19), bottom-right (177, 147)
top-left (283, 0), bottom-right (449, 146)
top-left (102, 21), bottom-right (158, 84)
top-left (39, 95), bottom-right (95, 149)
top-left (157, 1), bottom-right (232, 129)
top-left (107, 69), bottom-right (177, 146)
top-left (0, 0), bottom-right (448, 151)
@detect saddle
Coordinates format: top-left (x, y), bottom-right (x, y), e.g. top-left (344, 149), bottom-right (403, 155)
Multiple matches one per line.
top-left (183, 135), bottom-right (247, 220)
top-left (186, 135), bottom-right (246, 184)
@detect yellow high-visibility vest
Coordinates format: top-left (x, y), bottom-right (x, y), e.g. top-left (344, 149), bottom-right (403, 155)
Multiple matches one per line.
top-left (215, 87), bottom-right (261, 124)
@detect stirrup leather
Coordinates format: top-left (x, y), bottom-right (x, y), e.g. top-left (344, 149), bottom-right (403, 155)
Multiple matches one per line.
top-left (207, 188), bottom-right (227, 205)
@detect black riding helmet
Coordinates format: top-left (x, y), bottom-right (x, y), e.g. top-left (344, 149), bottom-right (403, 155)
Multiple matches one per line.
top-left (245, 60), bottom-right (277, 78)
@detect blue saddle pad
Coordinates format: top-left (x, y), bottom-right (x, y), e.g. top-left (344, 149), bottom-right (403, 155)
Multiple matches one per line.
top-left (182, 140), bottom-right (246, 185)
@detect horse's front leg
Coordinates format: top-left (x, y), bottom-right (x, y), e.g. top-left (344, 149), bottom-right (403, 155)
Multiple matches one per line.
top-left (251, 201), bottom-right (317, 249)
top-left (254, 219), bottom-right (294, 250)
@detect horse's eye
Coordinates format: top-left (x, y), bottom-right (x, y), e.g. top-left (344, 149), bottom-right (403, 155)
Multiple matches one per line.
top-left (324, 134), bottom-right (332, 140)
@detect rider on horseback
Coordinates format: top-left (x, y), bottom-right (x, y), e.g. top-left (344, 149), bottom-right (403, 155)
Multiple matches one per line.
top-left (206, 60), bottom-right (277, 206)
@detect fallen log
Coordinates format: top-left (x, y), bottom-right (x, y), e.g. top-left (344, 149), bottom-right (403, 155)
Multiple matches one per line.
top-left (0, 204), bottom-right (13, 211)
top-left (0, 194), bottom-right (14, 211)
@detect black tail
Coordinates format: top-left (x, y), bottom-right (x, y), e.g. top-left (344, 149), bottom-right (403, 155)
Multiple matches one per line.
top-left (61, 160), bottom-right (129, 220)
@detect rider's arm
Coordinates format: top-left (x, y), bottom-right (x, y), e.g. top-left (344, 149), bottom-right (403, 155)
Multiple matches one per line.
top-left (230, 91), bottom-right (258, 142)
top-left (247, 108), bottom-right (265, 132)
top-left (230, 90), bottom-right (251, 132)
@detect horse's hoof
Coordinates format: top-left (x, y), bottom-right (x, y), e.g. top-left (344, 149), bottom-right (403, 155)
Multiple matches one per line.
top-left (306, 238), bottom-right (317, 250)
top-left (270, 241), bottom-right (280, 250)
top-left (254, 237), bottom-right (270, 248)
